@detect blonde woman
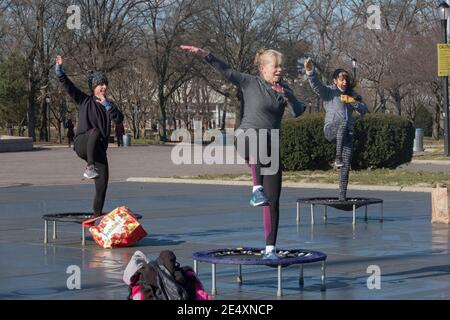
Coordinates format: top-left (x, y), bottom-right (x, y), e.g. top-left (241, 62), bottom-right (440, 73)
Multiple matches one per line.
top-left (181, 45), bottom-right (305, 259)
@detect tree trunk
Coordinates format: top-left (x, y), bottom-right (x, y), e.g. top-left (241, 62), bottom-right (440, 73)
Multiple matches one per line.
top-left (172, 116), bottom-right (177, 130)
top-left (220, 99), bottom-right (226, 131)
top-left (57, 122), bottom-right (62, 144)
top-left (433, 102), bottom-right (441, 140)
top-left (27, 75), bottom-right (37, 141)
top-left (38, 0), bottom-right (48, 142)
top-left (159, 88), bottom-right (167, 141)
top-left (39, 99), bottom-right (48, 141)
top-left (394, 97), bottom-right (402, 117)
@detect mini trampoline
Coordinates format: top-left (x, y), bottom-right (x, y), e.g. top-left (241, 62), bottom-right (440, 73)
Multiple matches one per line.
top-left (296, 197), bottom-right (383, 225)
top-left (192, 247), bottom-right (327, 297)
top-left (42, 212), bottom-right (143, 246)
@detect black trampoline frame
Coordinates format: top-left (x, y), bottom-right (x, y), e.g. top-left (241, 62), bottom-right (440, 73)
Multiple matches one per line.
top-left (296, 197), bottom-right (384, 225)
top-left (192, 247), bottom-right (327, 297)
top-left (42, 212), bottom-right (143, 246)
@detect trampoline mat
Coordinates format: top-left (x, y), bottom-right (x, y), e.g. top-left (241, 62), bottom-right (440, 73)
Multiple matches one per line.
top-left (193, 247), bottom-right (327, 267)
top-left (297, 197), bottom-right (383, 211)
top-left (42, 212), bottom-right (143, 224)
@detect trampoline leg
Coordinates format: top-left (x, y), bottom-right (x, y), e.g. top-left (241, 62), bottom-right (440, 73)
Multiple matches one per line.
top-left (296, 201), bottom-right (300, 225)
top-left (324, 206), bottom-right (328, 222)
top-left (52, 221), bottom-right (57, 240)
top-left (352, 205), bottom-right (356, 225)
top-left (82, 226), bottom-right (86, 246)
top-left (237, 265), bottom-right (242, 284)
top-left (299, 264), bottom-right (304, 287)
top-left (212, 264), bottom-right (217, 296)
top-left (277, 265), bottom-right (283, 297)
top-left (380, 202), bottom-right (384, 223)
top-left (194, 260), bottom-right (198, 274)
top-left (365, 206), bottom-right (368, 222)
top-left (311, 204), bottom-right (315, 225)
top-left (321, 261), bottom-right (326, 292)
top-left (44, 221), bottom-right (48, 244)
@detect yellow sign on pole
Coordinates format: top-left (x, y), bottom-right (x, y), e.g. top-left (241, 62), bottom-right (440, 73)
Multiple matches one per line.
top-left (438, 44), bottom-right (450, 77)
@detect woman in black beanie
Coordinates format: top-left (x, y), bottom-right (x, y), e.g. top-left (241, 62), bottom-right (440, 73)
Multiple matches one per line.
top-left (55, 55), bottom-right (124, 216)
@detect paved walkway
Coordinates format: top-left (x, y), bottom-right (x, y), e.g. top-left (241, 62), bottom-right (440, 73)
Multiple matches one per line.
top-left (0, 145), bottom-right (247, 187)
top-left (1, 145), bottom-right (450, 189)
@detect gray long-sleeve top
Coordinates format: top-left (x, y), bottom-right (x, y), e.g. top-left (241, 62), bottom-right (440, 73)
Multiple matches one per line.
top-left (204, 53), bottom-right (305, 130)
top-left (307, 70), bottom-right (367, 131)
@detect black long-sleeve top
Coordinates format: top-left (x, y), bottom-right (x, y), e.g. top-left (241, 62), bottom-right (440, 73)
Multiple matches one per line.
top-left (56, 65), bottom-right (124, 149)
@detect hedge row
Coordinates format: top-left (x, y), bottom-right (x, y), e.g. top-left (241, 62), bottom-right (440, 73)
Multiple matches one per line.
top-left (280, 113), bottom-right (415, 170)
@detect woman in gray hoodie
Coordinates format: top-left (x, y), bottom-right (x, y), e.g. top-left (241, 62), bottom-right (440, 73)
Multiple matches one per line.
top-left (304, 58), bottom-right (367, 201)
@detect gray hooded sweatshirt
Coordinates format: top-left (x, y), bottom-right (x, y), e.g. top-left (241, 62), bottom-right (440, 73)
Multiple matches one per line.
top-left (307, 69), bottom-right (367, 132)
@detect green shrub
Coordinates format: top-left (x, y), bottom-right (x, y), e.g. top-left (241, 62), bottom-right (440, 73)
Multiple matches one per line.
top-left (352, 114), bottom-right (415, 169)
top-left (414, 105), bottom-right (432, 137)
top-left (281, 113), bottom-right (415, 170)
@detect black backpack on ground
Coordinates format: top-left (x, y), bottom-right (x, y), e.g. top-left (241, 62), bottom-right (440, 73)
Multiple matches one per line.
top-left (128, 257), bottom-right (191, 300)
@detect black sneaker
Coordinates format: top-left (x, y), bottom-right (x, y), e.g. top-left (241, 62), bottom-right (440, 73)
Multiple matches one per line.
top-left (83, 165), bottom-right (99, 179)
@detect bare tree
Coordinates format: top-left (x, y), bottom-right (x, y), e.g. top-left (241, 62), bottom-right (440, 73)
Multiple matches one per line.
top-left (109, 55), bottom-right (158, 139)
top-left (189, 0), bottom-right (289, 128)
top-left (60, 0), bottom-right (146, 73)
top-left (136, 0), bottom-right (205, 141)
top-left (6, 0), bottom-right (67, 141)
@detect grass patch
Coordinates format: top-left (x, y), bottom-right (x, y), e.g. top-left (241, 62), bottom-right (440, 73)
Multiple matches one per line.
top-left (414, 138), bottom-right (450, 160)
top-left (176, 169), bottom-right (450, 187)
top-left (132, 137), bottom-right (166, 145)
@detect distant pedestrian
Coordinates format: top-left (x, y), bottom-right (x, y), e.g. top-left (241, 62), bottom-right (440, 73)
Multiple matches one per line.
top-left (65, 116), bottom-right (75, 148)
top-left (115, 122), bottom-right (125, 147)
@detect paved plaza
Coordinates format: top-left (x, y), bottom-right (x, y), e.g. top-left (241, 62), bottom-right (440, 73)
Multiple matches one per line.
top-left (0, 146), bottom-right (449, 300)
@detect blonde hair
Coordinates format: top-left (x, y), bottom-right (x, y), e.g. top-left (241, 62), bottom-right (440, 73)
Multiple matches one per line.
top-left (254, 48), bottom-right (283, 66)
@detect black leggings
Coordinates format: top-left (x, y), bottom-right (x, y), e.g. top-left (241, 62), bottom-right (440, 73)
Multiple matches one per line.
top-left (87, 128), bottom-right (101, 165)
top-left (325, 121), bottom-right (353, 200)
top-left (235, 129), bottom-right (282, 246)
top-left (74, 130), bottom-right (109, 215)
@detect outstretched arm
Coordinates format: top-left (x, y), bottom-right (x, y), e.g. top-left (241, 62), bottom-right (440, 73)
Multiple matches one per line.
top-left (55, 55), bottom-right (88, 105)
top-left (304, 58), bottom-right (333, 101)
top-left (278, 83), bottom-right (305, 117)
top-left (180, 45), bottom-right (250, 88)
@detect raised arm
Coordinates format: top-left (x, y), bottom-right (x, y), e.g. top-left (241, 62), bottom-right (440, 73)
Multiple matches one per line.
top-left (55, 55), bottom-right (88, 105)
top-left (304, 58), bottom-right (333, 101)
top-left (180, 45), bottom-right (250, 88)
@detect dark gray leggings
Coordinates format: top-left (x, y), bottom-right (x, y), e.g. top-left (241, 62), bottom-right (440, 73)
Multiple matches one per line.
top-left (325, 122), bottom-right (353, 200)
top-left (74, 130), bottom-right (109, 216)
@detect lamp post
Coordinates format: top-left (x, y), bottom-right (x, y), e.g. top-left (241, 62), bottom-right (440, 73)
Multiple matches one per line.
top-left (439, 1), bottom-right (450, 156)
top-left (45, 97), bottom-right (51, 142)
